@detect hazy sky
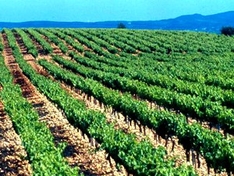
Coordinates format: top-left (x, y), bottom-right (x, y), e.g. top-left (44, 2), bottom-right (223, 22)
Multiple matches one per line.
top-left (0, 0), bottom-right (234, 22)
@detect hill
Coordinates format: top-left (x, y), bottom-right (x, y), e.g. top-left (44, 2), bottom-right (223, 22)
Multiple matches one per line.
top-left (149, 11), bottom-right (234, 32)
top-left (0, 11), bottom-right (234, 33)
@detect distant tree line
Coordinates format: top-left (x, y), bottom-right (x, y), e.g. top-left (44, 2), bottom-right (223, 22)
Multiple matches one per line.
top-left (221, 26), bottom-right (234, 36)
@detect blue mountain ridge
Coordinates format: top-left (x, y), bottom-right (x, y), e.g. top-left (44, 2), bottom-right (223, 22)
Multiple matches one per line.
top-left (0, 11), bottom-right (234, 33)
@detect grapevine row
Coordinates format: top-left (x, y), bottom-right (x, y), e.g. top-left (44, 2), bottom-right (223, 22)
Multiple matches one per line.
top-left (36, 29), bottom-right (68, 54)
top-left (57, 55), bottom-right (234, 134)
top-left (1, 30), bottom-right (78, 175)
top-left (47, 29), bottom-right (84, 53)
top-left (5, 28), bottom-right (196, 176)
top-left (51, 28), bottom-right (234, 89)
top-left (13, 29), bottom-right (38, 57)
top-left (68, 51), bottom-right (234, 108)
top-left (24, 29), bottom-right (53, 54)
top-left (39, 57), bottom-right (234, 174)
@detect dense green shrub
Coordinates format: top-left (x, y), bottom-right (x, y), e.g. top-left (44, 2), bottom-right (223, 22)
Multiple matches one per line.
top-left (221, 26), bottom-right (234, 36)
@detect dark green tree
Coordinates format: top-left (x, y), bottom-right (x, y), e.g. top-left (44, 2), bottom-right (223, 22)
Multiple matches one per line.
top-left (117, 23), bottom-right (126, 29)
top-left (221, 26), bottom-right (234, 36)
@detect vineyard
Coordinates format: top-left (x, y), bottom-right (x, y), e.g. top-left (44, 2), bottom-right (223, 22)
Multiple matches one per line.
top-left (0, 28), bottom-right (234, 176)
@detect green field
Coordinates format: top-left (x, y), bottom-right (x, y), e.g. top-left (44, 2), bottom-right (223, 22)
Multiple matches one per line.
top-left (0, 28), bottom-right (234, 176)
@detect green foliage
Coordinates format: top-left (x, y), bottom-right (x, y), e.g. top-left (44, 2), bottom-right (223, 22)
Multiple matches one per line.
top-left (39, 56), bottom-right (234, 174)
top-left (12, 45), bottom-right (197, 176)
top-left (54, 54), bottom-right (234, 134)
top-left (0, 29), bottom-right (78, 175)
top-left (3, 27), bottom-right (234, 175)
top-left (36, 29), bottom-right (68, 54)
top-left (13, 29), bottom-right (38, 57)
top-left (25, 29), bottom-right (53, 54)
top-left (0, 33), bottom-right (3, 52)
